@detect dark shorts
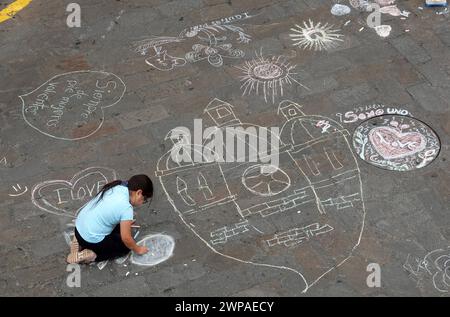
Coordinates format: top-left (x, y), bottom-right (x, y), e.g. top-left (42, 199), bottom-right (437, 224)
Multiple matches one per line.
top-left (75, 225), bottom-right (130, 262)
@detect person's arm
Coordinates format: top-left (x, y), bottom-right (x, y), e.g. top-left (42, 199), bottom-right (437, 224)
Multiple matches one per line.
top-left (120, 220), bottom-right (148, 255)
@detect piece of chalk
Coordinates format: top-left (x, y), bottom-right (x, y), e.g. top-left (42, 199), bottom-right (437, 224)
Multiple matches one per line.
top-left (425, 0), bottom-right (447, 7)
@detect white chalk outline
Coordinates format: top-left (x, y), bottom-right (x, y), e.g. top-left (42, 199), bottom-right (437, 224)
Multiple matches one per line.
top-left (290, 20), bottom-right (344, 51)
top-left (156, 98), bottom-right (366, 293)
top-left (19, 70), bottom-right (126, 141)
top-left (242, 164), bottom-right (291, 197)
top-left (404, 246), bottom-right (450, 293)
top-left (130, 234), bottom-right (175, 266)
top-left (8, 184), bottom-right (28, 197)
top-left (145, 47), bottom-right (187, 71)
top-left (132, 18), bottom-right (252, 70)
top-left (236, 50), bottom-right (310, 103)
top-left (31, 166), bottom-right (117, 218)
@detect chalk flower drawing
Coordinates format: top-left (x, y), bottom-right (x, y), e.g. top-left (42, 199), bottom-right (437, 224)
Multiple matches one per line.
top-left (290, 20), bottom-right (344, 51)
top-left (185, 42), bottom-right (245, 68)
top-left (131, 14), bottom-right (252, 70)
top-left (156, 98), bottom-right (366, 293)
top-left (236, 52), bottom-right (310, 103)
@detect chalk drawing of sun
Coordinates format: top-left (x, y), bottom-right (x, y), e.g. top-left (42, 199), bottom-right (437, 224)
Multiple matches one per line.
top-left (236, 52), bottom-right (309, 103)
top-left (290, 20), bottom-right (344, 51)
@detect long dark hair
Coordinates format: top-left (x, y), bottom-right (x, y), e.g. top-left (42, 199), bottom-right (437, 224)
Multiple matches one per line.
top-left (95, 174), bottom-right (153, 202)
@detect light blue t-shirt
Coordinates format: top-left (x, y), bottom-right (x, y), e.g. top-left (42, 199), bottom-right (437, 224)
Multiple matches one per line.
top-left (76, 185), bottom-right (134, 243)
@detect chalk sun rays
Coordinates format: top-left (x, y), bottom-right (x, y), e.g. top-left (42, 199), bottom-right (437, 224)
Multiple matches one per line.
top-left (236, 52), bottom-right (309, 103)
top-left (290, 20), bottom-right (344, 51)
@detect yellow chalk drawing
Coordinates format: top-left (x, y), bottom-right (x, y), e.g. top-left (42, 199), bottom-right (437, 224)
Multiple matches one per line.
top-left (0, 0), bottom-right (33, 23)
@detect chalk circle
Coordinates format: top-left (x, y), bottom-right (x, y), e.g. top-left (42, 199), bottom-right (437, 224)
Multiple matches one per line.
top-left (242, 164), bottom-right (291, 196)
top-left (352, 115), bottom-right (441, 171)
top-left (131, 234), bottom-right (175, 266)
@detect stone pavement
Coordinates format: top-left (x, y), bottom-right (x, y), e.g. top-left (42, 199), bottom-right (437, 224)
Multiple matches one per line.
top-left (0, 0), bottom-right (449, 297)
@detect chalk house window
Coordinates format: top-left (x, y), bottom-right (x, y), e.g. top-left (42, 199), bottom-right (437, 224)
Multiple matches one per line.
top-left (216, 107), bottom-right (231, 119)
top-left (176, 176), bottom-right (196, 206)
top-left (197, 172), bottom-right (215, 200)
top-left (288, 108), bottom-right (297, 117)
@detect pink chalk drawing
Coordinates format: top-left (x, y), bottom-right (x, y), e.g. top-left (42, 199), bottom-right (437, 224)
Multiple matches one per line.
top-left (368, 127), bottom-right (427, 160)
top-left (353, 115), bottom-right (440, 171)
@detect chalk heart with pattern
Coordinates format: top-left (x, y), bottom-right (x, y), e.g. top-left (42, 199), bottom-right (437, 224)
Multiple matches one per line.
top-left (20, 70), bottom-right (126, 141)
top-left (369, 127), bottom-right (427, 160)
top-left (31, 167), bottom-right (117, 218)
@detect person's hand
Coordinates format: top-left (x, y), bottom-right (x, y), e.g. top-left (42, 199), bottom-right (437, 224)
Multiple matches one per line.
top-left (134, 246), bottom-right (149, 255)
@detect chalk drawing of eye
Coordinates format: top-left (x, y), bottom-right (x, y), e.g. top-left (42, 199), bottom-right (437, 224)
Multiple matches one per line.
top-left (242, 164), bottom-right (291, 197)
top-left (289, 20), bottom-right (344, 51)
top-left (236, 52), bottom-right (309, 103)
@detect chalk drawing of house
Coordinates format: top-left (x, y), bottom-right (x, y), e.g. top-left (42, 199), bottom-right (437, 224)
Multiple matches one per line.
top-left (156, 98), bottom-right (365, 292)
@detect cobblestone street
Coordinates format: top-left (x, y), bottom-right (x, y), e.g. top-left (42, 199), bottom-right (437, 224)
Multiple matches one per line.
top-left (0, 0), bottom-right (449, 297)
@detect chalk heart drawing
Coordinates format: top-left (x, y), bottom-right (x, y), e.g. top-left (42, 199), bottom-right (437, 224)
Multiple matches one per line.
top-left (353, 115), bottom-right (440, 171)
top-left (20, 71), bottom-right (126, 141)
top-left (31, 167), bottom-right (117, 218)
top-left (369, 127), bottom-right (426, 159)
top-left (131, 234), bottom-right (175, 266)
top-left (156, 98), bottom-right (366, 293)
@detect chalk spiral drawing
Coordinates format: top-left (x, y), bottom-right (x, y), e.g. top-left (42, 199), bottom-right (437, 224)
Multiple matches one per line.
top-left (131, 234), bottom-right (175, 266)
top-left (290, 20), bottom-right (344, 51)
top-left (31, 166), bottom-right (117, 218)
top-left (156, 98), bottom-right (366, 293)
top-left (352, 115), bottom-right (440, 171)
top-left (404, 246), bottom-right (450, 293)
top-left (236, 51), bottom-right (310, 103)
top-left (8, 184), bottom-right (28, 197)
top-left (131, 13), bottom-right (253, 70)
top-left (20, 71), bottom-right (126, 141)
